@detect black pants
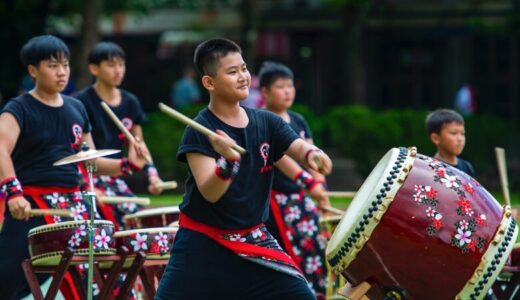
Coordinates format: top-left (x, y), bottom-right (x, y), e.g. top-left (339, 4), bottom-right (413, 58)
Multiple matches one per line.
top-left (155, 228), bottom-right (316, 300)
top-left (0, 210), bottom-right (49, 300)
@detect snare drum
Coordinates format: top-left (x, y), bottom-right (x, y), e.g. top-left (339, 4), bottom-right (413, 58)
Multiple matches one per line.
top-left (124, 206), bottom-right (180, 229)
top-left (28, 220), bottom-right (116, 266)
top-left (326, 147), bottom-right (518, 300)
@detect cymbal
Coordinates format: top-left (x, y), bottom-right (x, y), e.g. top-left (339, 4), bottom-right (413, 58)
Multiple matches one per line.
top-left (53, 149), bottom-right (121, 166)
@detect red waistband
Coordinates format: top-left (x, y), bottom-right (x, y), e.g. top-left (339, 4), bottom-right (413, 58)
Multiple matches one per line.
top-left (179, 213), bottom-right (300, 270)
top-left (24, 185), bottom-right (81, 195)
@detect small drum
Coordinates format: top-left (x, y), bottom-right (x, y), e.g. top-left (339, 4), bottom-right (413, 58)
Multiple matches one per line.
top-left (326, 147), bottom-right (518, 300)
top-left (102, 227), bottom-right (177, 268)
top-left (28, 220), bottom-right (116, 266)
top-left (124, 206), bottom-right (180, 229)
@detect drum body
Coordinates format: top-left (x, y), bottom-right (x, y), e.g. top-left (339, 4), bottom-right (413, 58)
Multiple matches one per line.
top-left (28, 220), bottom-right (116, 266)
top-left (326, 147), bottom-right (518, 300)
top-left (124, 206), bottom-right (180, 229)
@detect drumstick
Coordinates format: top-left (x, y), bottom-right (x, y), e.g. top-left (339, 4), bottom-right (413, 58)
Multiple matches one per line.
top-left (30, 209), bottom-right (73, 218)
top-left (327, 191), bottom-right (356, 198)
top-left (100, 102), bottom-right (136, 144)
top-left (495, 147), bottom-right (511, 207)
top-left (158, 103), bottom-right (247, 155)
top-left (99, 196), bottom-right (151, 206)
top-left (321, 205), bottom-right (345, 215)
top-left (154, 180), bottom-right (178, 190)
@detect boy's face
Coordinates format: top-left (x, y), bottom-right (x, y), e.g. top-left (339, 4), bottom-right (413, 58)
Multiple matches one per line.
top-left (431, 122), bottom-right (466, 156)
top-left (262, 77), bottom-right (295, 111)
top-left (89, 57), bottom-right (126, 87)
top-left (206, 52), bottom-right (250, 101)
top-left (28, 55), bottom-right (70, 94)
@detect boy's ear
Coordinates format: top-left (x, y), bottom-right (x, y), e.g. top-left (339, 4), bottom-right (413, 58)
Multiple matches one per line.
top-left (27, 65), bottom-right (38, 79)
top-left (430, 132), bottom-right (441, 145)
top-left (201, 75), bottom-right (214, 91)
top-left (260, 86), bottom-right (269, 98)
top-left (88, 64), bottom-right (99, 76)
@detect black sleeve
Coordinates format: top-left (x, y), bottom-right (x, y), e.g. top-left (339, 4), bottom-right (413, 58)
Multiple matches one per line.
top-left (293, 112), bottom-right (312, 139)
top-left (177, 125), bottom-right (217, 163)
top-left (69, 97), bottom-right (92, 134)
top-left (129, 93), bottom-right (146, 125)
top-left (1, 100), bottom-right (25, 132)
top-left (269, 112), bottom-right (299, 162)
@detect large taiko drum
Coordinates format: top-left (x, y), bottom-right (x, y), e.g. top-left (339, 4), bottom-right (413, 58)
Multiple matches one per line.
top-left (28, 220), bottom-right (116, 266)
top-left (326, 147), bottom-right (518, 300)
top-left (124, 206), bottom-right (180, 229)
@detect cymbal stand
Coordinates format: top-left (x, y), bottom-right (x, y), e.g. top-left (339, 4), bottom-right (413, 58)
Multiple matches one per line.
top-left (84, 156), bottom-right (98, 300)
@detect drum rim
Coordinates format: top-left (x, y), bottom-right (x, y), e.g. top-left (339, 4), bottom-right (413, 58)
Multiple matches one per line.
top-left (28, 220), bottom-right (115, 237)
top-left (114, 226), bottom-right (179, 237)
top-left (123, 206), bottom-right (180, 220)
top-left (456, 209), bottom-right (518, 299)
top-left (30, 248), bottom-right (117, 266)
top-left (326, 147), bottom-right (416, 273)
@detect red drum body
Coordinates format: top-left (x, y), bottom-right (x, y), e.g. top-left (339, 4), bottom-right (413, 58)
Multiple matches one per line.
top-left (28, 220), bottom-right (116, 266)
top-left (326, 147), bottom-right (518, 300)
top-left (124, 206), bottom-right (180, 229)
top-left (111, 227), bottom-right (177, 267)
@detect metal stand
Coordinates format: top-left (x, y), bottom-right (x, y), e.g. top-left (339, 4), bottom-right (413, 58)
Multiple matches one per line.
top-left (85, 156), bottom-right (98, 300)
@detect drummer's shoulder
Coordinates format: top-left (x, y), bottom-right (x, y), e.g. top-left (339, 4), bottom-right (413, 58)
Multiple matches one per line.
top-left (62, 95), bottom-right (88, 111)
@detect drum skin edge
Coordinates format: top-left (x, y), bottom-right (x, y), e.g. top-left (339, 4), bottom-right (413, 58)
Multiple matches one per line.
top-left (326, 147), bottom-right (417, 273)
top-left (456, 208), bottom-right (518, 300)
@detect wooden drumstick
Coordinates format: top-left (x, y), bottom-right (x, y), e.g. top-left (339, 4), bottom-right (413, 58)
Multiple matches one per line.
top-left (154, 180), bottom-right (178, 190)
top-left (327, 191), bottom-right (356, 198)
top-left (100, 102), bottom-right (136, 144)
top-left (158, 103), bottom-right (247, 155)
top-left (99, 196), bottom-right (151, 206)
top-left (321, 205), bottom-right (345, 215)
top-left (30, 209), bottom-right (73, 218)
top-left (495, 147), bottom-right (511, 207)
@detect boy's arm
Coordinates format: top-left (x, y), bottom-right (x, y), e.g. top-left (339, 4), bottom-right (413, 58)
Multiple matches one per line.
top-left (186, 130), bottom-right (241, 203)
top-left (284, 138), bottom-right (332, 176)
top-left (304, 138), bottom-right (326, 183)
top-left (274, 155), bottom-right (330, 209)
top-left (0, 113), bottom-right (31, 220)
top-left (131, 124), bottom-right (164, 195)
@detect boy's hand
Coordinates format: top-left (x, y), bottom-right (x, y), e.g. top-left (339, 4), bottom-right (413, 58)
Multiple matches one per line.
top-left (127, 137), bottom-right (147, 169)
top-left (148, 175), bottom-right (164, 195)
top-left (208, 130), bottom-right (241, 161)
top-left (307, 150), bottom-right (332, 175)
top-left (308, 183), bottom-right (331, 210)
top-left (8, 196), bottom-right (31, 221)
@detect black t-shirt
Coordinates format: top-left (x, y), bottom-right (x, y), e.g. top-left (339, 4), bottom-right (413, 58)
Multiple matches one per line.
top-left (177, 107), bottom-right (299, 229)
top-left (75, 86), bottom-right (145, 158)
top-left (1, 93), bottom-right (91, 187)
top-left (272, 111), bottom-right (312, 194)
top-left (452, 157), bottom-right (475, 178)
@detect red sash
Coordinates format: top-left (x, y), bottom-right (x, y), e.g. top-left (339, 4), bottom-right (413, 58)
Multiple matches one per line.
top-left (179, 213), bottom-right (302, 274)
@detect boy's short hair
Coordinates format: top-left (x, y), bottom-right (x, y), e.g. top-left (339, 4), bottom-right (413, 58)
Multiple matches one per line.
top-left (193, 38), bottom-right (241, 77)
top-left (20, 35), bottom-right (70, 67)
top-left (425, 108), bottom-right (465, 134)
top-left (258, 61), bottom-right (294, 88)
top-left (88, 42), bottom-right (126, 65)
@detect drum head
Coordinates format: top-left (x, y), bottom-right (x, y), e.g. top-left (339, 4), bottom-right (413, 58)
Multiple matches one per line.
top-left (326, 148), bottom-right (412, 271)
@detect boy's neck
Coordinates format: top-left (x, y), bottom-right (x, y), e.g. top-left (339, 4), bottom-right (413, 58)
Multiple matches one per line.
top-left (208, 97), bottom-right (248, 128)
top-left (266, 105), bottom-right (289, 122)
top-left (434, 151), bottom-right (458, 165)
top-left (94, 81), bottom-right (121, 106)
top-left (29, 87), bottom-right (62, 107)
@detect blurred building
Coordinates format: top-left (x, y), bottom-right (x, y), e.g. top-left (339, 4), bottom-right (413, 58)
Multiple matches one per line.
top-left (50, 0), bottom-right (519, 118)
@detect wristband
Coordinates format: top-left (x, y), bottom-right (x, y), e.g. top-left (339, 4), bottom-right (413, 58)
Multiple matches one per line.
top-left (1, 177), bottom-right (23, 201)
top-left (215, 156), bottom-right (241, 180)
top-left (294, 170), bottom-right (319, 191)
top-left (121, 158), bottom-right (142, 176)
top-left (144, 163), bottom-right (159, 177)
